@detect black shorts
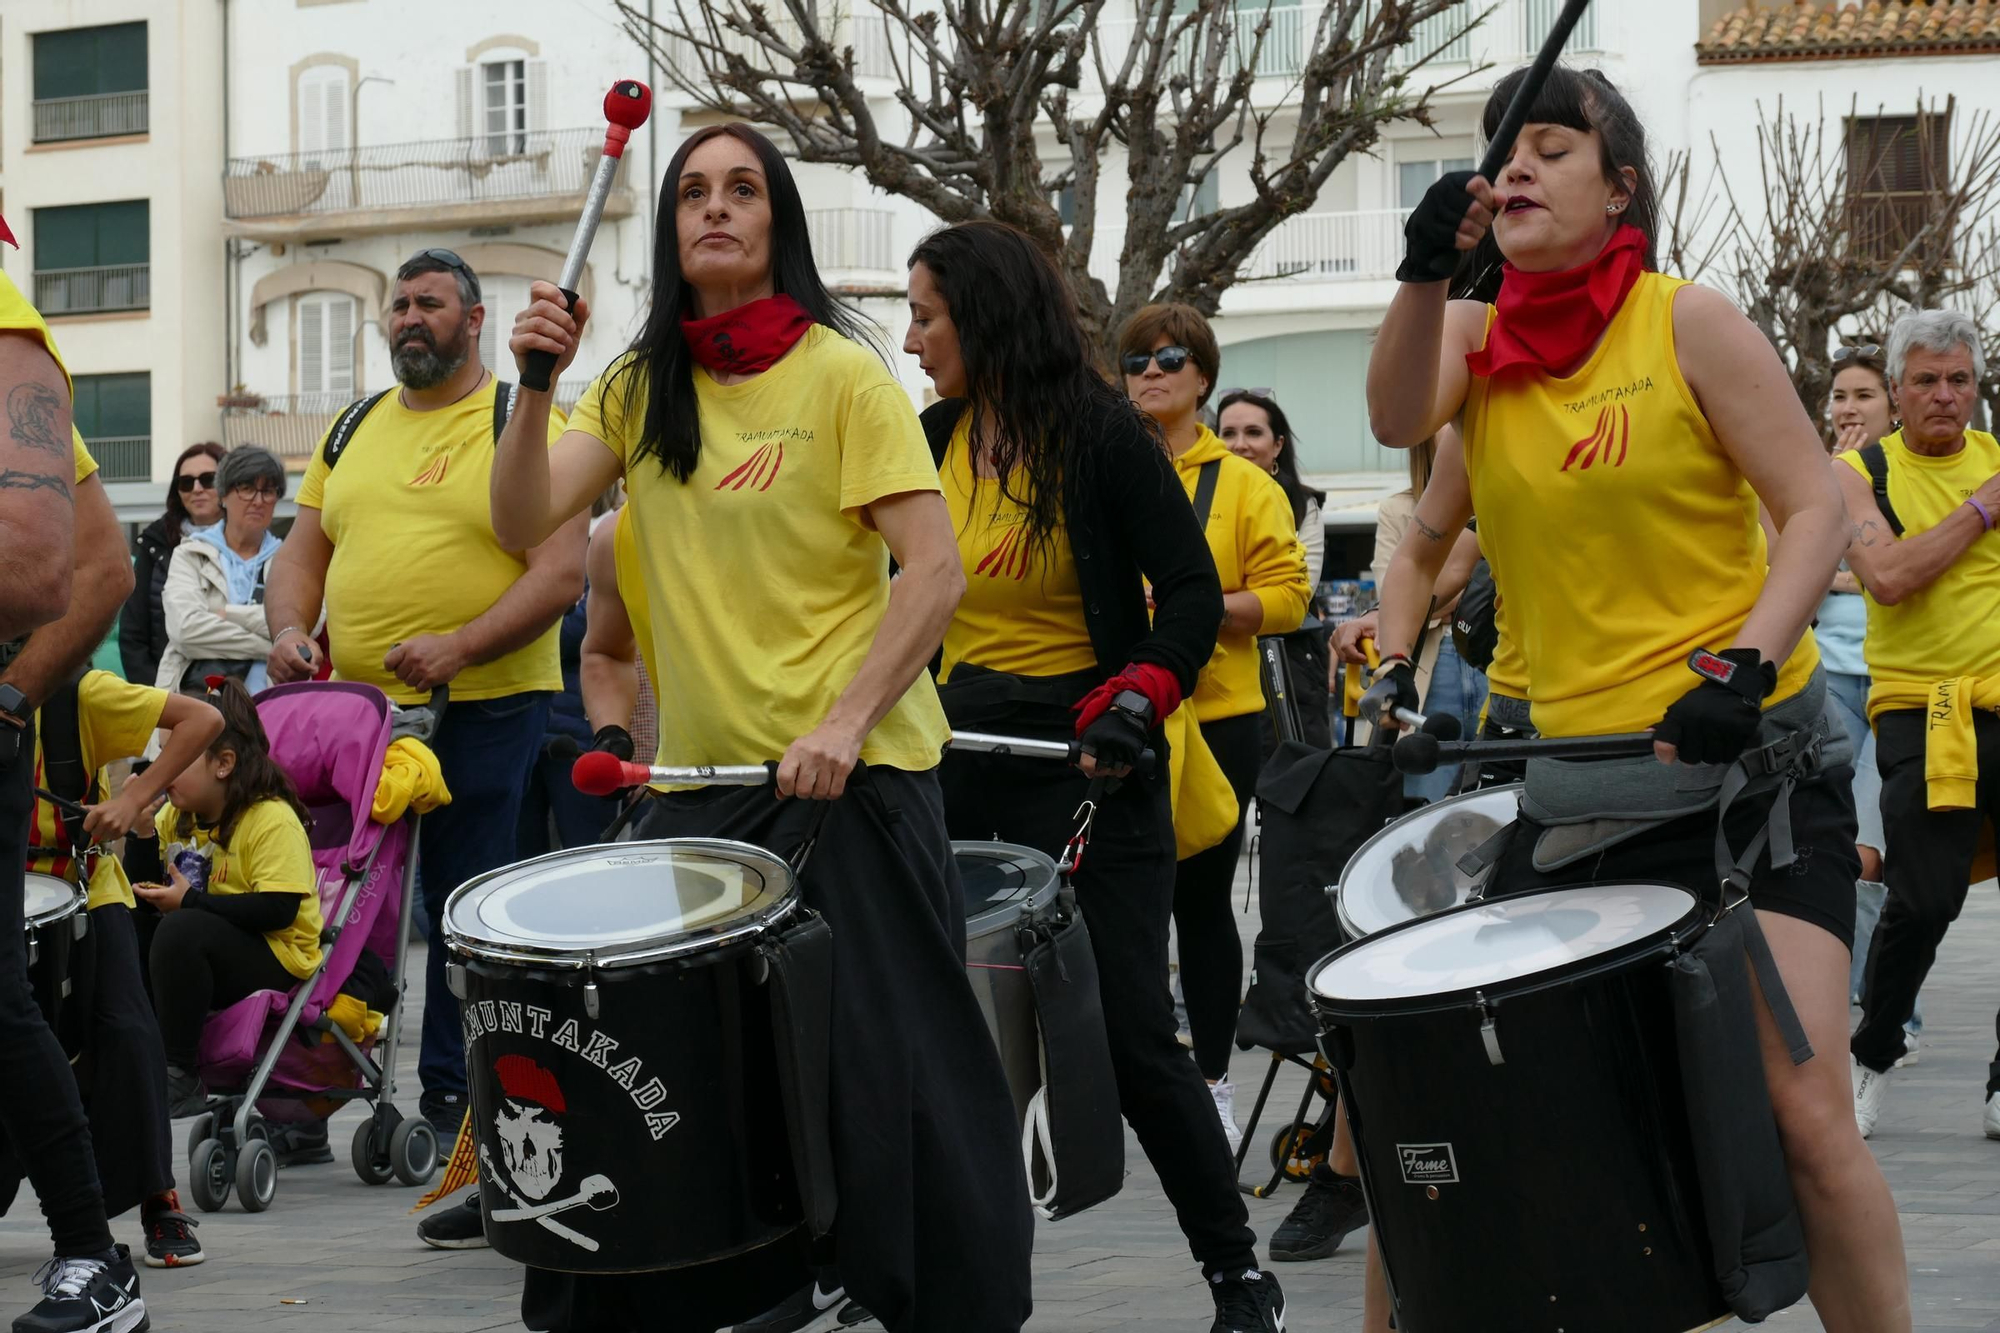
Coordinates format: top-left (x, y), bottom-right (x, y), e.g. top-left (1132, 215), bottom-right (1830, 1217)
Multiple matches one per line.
top-left (1490, 768), bottom-right (1859, 952)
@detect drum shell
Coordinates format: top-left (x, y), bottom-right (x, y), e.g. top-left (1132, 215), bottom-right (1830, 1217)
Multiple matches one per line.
top-left (458, 938), bottom-right (801, 1274)
top-left (24, 879), bottom-right (85, 1050)
top-left (957, 842), bottom-right (1061, 1126)
top-left (1315, 926), bottom-right (1724, 1332)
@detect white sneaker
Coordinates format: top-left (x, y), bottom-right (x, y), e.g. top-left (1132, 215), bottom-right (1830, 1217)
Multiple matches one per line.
top-left (1852, 1059), bottom-right (1893, 1139)
top-left (1211, 1079), bottom-right (1243, 1155)
top-left (1983, 1092), bottom-right (2000, 1142)
top-left (1898, 1029), bottom-right (1919, 1067)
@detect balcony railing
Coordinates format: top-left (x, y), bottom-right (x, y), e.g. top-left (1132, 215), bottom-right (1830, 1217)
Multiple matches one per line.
top-left (808, 208), bottom-right (895, 273)
top-left (89, 436), bottom-right (151, 482)
top-left (1240, 208), bottom-right (1407, 283)
top-left (661, 12), bottom-right (899, 85)
top-left (223, 386), bottom-right (586, 462)
top-left (1521, 0), bottom-right (1598, 53)
top-left (224, 128), bottom-right (624, 221)
top-left (32, 90), bottom-right (149, 143)
top-left (34, 263), bottom-right (150, 315)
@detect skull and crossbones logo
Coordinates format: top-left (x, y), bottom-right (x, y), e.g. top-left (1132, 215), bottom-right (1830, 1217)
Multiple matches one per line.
top-left (485, 1055), bottom-right (618, 1251)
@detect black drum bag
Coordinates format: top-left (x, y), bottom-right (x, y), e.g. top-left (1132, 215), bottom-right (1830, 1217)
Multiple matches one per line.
top-left (1021, 902), bottom-right (1124, 1219)
top-left (763, 910), bottom-right (838, 1239)
top-left (1669, 907), bottom-right (1810, 1322)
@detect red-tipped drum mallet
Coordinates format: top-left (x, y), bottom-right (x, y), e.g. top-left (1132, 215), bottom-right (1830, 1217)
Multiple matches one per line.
top-left (520, 79), bottom-right (654, 392)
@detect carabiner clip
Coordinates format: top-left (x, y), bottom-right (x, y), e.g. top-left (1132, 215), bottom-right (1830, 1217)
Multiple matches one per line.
top-left (1058, 797), bottom-right (1097, 876)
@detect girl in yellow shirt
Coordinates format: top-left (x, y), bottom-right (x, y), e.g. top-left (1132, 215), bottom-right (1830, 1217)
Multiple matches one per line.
top-left (1362, 64), bottom-right (1907, 1332)
top-left (135, 679), bottom-right (319, 1118)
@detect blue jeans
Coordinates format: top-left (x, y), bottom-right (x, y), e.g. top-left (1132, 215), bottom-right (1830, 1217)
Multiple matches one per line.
top-left (1407, 636), bottom-right (1489, 804)
top-left (418, 691), bottom-right (553, 1099)
top-left (1825, 671), bottom-right (1918, 1033)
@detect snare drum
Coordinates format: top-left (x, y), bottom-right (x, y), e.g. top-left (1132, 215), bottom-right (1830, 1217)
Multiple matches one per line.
top-left (25, 874), bottom-right (86, 1037)
top-left (1310, 882), bottom-right (1722, 1333)
top-left (445, 839), bottom-right (807, 1273)
top-left (955, 841), bottom-right (1060, 1124)
top-left (1336, 784), bottom-right (1520, 938)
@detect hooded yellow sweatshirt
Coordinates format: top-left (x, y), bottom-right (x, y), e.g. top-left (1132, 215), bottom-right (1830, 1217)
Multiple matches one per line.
top-left (1173, 426), bottom-right (1312, 723)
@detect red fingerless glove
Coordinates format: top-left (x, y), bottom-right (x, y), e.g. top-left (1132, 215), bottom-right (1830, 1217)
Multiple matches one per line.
top-left (1072, 662), bottom-right (1183, 736)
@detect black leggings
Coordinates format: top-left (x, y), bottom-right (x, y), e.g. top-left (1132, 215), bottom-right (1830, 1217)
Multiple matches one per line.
top-left (149, 908), bottom-right (297, 1069)
top-left (1172, 712), bottom-right (1264, 1081)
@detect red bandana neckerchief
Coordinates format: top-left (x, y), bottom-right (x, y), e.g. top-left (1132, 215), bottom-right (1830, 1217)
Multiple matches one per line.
top-left (681, 294), bottom-right (813, 376)
top-left (1466, 224), bottom-right (1648, 379)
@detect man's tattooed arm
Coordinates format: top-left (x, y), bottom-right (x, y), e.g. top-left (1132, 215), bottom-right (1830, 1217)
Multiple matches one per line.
top-left (7, 383), bottom-right (68, 461)
top-left (0, 468), bottom-right (72, 501)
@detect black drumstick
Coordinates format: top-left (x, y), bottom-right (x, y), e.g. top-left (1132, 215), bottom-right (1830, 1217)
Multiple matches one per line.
top-left (35, 786), bottom-right (87, 818)
top-left (1476, 0), bottom-right (1595, 184)
top-left (1393, 729), bottom-right (1653, 776)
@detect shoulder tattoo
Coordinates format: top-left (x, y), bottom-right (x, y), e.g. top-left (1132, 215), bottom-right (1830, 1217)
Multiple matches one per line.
top-left (6, 383), bottom-right (68, 462)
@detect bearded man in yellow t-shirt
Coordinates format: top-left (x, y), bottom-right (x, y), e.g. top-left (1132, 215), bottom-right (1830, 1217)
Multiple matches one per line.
top-left (262, 250), bottom-right (588, 1149)
top-left (1837, 308), bottom-right (2000, 1142)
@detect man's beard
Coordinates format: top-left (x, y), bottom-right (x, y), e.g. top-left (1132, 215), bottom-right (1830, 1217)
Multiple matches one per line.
top-left (394, 323), bottom-right (473, 390)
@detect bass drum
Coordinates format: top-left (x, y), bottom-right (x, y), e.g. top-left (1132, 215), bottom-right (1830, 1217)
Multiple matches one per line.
top-left (25, 874), bottom-right (86, 1049)
top-left (955, 841), bottom-right (1061, 1125)
top-left (445, 839), bottom-right (807, 1274)
top-left (1336, 783), bottom-right (1520, 938)
top-left (1310, 882), bottom-right (1724, 1333)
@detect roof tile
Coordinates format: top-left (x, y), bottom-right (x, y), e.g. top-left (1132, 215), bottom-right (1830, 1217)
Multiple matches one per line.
top-left (1698, 0), bottom-right (2000, 62)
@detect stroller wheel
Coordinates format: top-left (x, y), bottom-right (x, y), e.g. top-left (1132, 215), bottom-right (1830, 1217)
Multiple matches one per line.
top-left (237, 1138), bottom-right (277, 1212)
top-left (189, 1139), bottom-right (230, 1213)
top-left (1269, 1123), bottom-right (1327, 1183)
top-left (185, 1114), bottom-right (216, 1166)
top-left (351, 1118), bottom-right (395, 1186)
top-left (390, 1117), bottom-right (440, 1186)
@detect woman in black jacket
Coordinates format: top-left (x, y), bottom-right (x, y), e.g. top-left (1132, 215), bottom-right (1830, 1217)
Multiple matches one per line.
top-left (120, 442), bottom-right (226, 684)
top-left (904, 220), bottom-right (1286, 1333)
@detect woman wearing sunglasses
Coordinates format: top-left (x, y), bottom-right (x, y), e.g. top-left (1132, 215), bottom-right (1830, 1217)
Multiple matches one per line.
top-left (1120, 304), bottom-right (1312, 1149)
top-left (121, 443), bottom-right (227, 687)
top-left (155, 447), bottom-right (286, 695)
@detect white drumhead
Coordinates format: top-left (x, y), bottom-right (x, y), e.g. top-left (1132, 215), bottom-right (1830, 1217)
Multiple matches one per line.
top-left (445, 839), bottom-right (794, 963)
top-left (23, 874), bottom-right (81, 928)
top-left (1312, 883), bottom-right (1698, 1003)
top-left (1338, 785), bottom-right (1521, 937)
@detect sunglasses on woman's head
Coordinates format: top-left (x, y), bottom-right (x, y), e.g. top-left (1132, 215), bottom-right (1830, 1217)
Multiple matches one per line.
top-left (1832, 344), bottom-right (1883, 366)
top-left (1122, 345), bottom-right (1193, 376)
top-left (176, 471), bottom-right (217, 493)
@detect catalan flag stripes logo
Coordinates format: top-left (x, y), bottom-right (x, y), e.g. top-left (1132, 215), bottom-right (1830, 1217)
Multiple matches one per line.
top-left (1560, 405), bottom-right (1630, 472)
top-left (715, 442), bottom-right (784, 491)
top-left (974, 524), bottom-right (1031, 580)
top-left (409, 453), bottom-right (451, 487)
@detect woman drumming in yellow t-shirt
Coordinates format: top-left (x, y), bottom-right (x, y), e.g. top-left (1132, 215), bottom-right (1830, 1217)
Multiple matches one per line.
top-left (490, 125), bottom-right (1030, 1333)
top-left (1360, 66), bottom-right (1908, 1332)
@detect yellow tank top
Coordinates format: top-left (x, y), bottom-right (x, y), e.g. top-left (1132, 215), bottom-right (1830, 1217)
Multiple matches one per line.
top-left (938, 417), bottom-right (1096, 683)
top-left (1838, 429), bottom-right (2000, 689)
top-left (1461, 272), bottom-right (1818, 737)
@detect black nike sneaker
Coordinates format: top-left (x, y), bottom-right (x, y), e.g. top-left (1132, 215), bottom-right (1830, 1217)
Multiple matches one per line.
top-left (1269, 1171), bottom-right (1368, 1261)
top-left (730, 1275), bottom-right (876, 1332)
top-left (416, 1194), bottom-right (488, 1251)
top-left (12, 1244), bottom-right (147, 1333)
top-left (1209, 1266), bottom-right (1285, 1333)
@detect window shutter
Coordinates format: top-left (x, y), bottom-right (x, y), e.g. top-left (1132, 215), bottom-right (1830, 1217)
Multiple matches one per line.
top-left (300, 76), bottom-right (323, 155)
top-left (323, 76), bottom-right (349, 151)
top-left (527, 60), bottom-right (549, 135)
top-left (300, 297), bottom-right (325, 395)
top-left (456, 65), bottom-right (475, 140)
top-left (328, 297), bottom-right (355, 395)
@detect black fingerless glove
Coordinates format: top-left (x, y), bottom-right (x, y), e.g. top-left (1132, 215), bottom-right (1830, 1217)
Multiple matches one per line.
top-left (1652, 648), bottom-right (1777, 766)
top-left (1397, 170), bottom-right (1480, 284)
top-left (592, 724), bottom-right (635, 762)
top-left (1079, 691), bottom-right (1152, 771)
top-left (1358, 660), bottom-right (1419, 728)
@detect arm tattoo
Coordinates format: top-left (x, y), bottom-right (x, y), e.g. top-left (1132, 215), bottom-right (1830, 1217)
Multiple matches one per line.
top-left (1855, 519), bottom-right (1882, 548)
top-left (0, 468), bottom-right (73, 503)
top-left (6, 384), bottom-right (68, 462)
top-left (1412, 515), bottom-right (1447, 543)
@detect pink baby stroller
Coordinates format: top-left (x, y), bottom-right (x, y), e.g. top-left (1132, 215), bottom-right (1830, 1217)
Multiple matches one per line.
top-left (182, 680), bottom-right (443, 1212)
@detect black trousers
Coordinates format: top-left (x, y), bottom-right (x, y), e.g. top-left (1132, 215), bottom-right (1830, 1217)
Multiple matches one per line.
top-left (0, 720), bottom-right (111, 1255)
top-left (1854, 710), bottom-right (2000, 1090)
top-left (149, 907), bottom-right (297, 1069)
top-left (522, 765), bottom-right (1032, 1333)
top-left (1171, 711), bottom-right (1264, 1081)
top-left (66, 904), bottom-right (174, 1216)
top-left (941, 739), bottom-right (1259, 1277)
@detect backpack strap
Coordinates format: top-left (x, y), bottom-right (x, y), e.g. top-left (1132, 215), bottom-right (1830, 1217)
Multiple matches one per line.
top-left (492, 379), bottom-right (517, 441)
top-left (1859, 441), bottom-right (1904, 538)
top-left (322, 390), bottom-right (391, 474)
top-left (39, 673), bottom-right (97, 851)
top-left (1191, 458), bottom-right (1222, 529)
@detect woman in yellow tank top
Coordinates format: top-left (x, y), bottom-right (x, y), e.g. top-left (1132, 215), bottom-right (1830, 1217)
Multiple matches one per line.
top-left (1359, 66), bottom-right (1908, 1332)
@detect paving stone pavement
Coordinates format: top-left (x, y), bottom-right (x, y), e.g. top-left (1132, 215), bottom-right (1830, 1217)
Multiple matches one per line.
top-left (4, 859), bottom-right (1997, 1331)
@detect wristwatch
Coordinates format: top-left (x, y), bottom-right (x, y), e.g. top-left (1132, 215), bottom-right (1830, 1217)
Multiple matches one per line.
top-left (1686, 649), bottom-right (1771, 702)
top-left (1107, 688), bottom-right (1155, 728)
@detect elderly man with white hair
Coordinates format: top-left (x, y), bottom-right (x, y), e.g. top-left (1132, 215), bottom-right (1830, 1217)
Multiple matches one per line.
top-left (1836, 307), bottom-right (2000, 1140)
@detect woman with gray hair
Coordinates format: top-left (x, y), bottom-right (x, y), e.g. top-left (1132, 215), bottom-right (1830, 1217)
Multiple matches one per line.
top-left (157, 445), bottom-right (287, 693)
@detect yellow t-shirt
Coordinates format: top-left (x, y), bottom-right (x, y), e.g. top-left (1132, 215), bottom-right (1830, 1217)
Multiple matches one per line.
top-left (1174, 426), bottom-right (1312, 722)
top-left (566, 329), bottom-right (950, 782)
top-left (0, 270), bottom-right (97, 478)
top-left (610, 507), bottom-right (660, 702)
top-left (938, 415), bottom-right (1095, 683)
top-left (1461, 272), bottom-right (1819, 737)
top-left (296, 383), bottom-right (565, 704)
top-left (1838, 429), bottom-right (2000, 691)
top-left (156, 798), bottom-right (323, 979)
top-left (1486, 592), bottom-right (1529, 701)
top-left (27, 670), bottom-right (166, 910)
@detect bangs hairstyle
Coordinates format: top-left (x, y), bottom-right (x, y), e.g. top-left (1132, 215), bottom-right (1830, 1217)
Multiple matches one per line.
top-left (613, 123), bottom-right (875, 482)
top-left (1215, 390), bottom-right (1324, 528)
top-left (909, 221), bottom-right (1153, 567)
top-left (175, 677), bottom-right (310, 845)
top-left (1455, 64), bottom-right (1658, 302)
top-left (1117, 304), bottom-right (1222, 406)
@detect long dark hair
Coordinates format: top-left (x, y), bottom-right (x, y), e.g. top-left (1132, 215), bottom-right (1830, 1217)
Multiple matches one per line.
top-left (613, 123), bottom-right (872, 481)
top-left (1215, 390), bottom-right (1323, 528)
top-left (175, 677), bottom-right (310, 845)
top-left (161, 442), bottom-right (227, 552)
top-left (1456, 64), bottom-right (1657, 303)
top-left (908, 220), bottom-right (1156, 564)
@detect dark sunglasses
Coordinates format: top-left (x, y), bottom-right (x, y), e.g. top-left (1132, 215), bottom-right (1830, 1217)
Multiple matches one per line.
top-left (406, 248), bottom-right (482, 301)
top-left (1122, 345), bottom-right (1193, 376)
top-left (175, 471), bottom-right (217, 494)
top-left (1220, 386), bottom-right (1277, 403)
top-left (1832, 344), bottom-right (1883, 365)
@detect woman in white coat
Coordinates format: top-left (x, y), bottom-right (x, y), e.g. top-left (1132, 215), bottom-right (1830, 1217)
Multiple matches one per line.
top-left (156, 446), bottom-right (284, 694)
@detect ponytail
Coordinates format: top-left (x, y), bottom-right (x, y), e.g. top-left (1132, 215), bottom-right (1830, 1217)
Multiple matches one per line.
top-left (175, 677), bottom-right (309, 844)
